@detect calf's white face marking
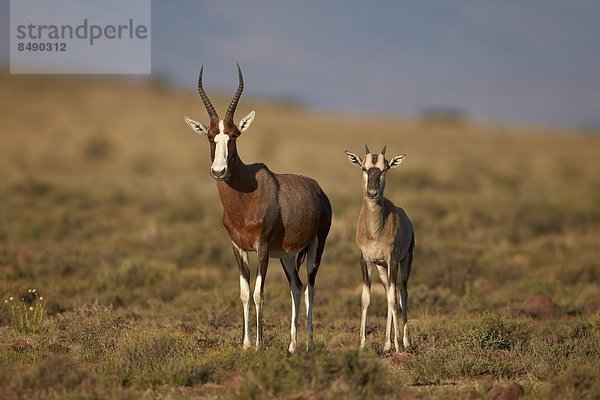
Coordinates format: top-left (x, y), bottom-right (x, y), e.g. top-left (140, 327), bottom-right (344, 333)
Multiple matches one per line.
top-left (363, 153), bottom-right (387, 198)
top-left (211, 120), bottom-right (230, 177)
top-left (345, 149), bottom-right (406, 200)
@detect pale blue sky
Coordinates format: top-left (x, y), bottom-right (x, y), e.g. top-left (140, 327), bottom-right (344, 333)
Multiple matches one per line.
top-left (2, 1), bottom-right (600, 127)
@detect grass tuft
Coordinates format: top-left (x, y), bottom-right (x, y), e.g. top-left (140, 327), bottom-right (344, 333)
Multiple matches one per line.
top-left (2, 289), bottom-right (46, 334)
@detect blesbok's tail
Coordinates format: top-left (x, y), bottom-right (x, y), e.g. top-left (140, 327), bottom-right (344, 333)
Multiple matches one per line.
top-left (310, 191), bottom-right (332, 285)
top-left (296, 248), bottom-right (307, 271)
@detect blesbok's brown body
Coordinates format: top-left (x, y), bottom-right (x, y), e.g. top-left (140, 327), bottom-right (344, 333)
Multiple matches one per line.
top-left (217, 163), bottom-right (329, 257)
top-left (185, 65), bottom-right (331, 353)
top-left (346, 146), bottom-right (415, 352)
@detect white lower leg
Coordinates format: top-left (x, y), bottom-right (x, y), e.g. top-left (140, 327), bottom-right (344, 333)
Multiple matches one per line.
top-left (253, 275), bottom-right (263, 350)
top-left (305, 283), bottom-right (314, 350)
top-left (403, 324), bottom-right (410, 349)
top-left (384, 301), bottom-right (393, 351)
top-left (289, 285), bottom-right (301, 353)
top-left (377, 266), bottom-right (392, 351)
top-left (389, 284), bottom-right (400, 352)
top-left (305, 238), bottom-right (318, 351)
top-left (401, 286), bottom-right (410, 349)
top-left (360, 283), bottom-right (370, 348)
top-left (239, 275), bottom-right (251, 349)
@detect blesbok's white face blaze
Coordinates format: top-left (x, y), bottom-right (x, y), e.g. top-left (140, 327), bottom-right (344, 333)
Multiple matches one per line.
top-left (184, 111), bottom-right (256, 181)
top-left (184, 64), bottom-right (256, 182)
top-left (211, 120), bottom-right (230, 179)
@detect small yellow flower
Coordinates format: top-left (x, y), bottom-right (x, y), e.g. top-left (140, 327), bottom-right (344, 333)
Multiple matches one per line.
top-left (3, 300), bottom-right (7, 304)
top-left (39, 296), bottom-right (44, 300)
top-left (29, 306), bottom-right (34, 311)
top-left (9, 297), bottom-right (14, 301)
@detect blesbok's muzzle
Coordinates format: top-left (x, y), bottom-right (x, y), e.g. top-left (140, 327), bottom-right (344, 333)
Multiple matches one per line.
top-left (211, 167), bottom-right (227, 180)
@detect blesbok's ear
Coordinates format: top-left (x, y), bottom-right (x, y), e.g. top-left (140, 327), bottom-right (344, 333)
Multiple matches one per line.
top-left (239, 111), bottom-right (256, 133)
top-left (345, 151), bottom-right (364, 167)
top-left (184, 116), bottom-right (208, 136)
top-left (388, 154), bottom-right (406, 169)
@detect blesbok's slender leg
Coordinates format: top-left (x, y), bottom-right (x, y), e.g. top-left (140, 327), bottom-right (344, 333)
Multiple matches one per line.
top-left (304, 237), bottom-right (319, 350)
top-left (254, 243), bottom-right (269, 350)
top-left (376, 264), bottom-right (393, 351)
top-left (281, 255), bottom-right (302, 353)
top-left (400, 251), bottom-right (413, 349)
top-left (388, 257), bottom-right (401, 353)
top-left (232, 243), bottom-right (251, 349)
top-left (359, 255), bottom-right (372, 349)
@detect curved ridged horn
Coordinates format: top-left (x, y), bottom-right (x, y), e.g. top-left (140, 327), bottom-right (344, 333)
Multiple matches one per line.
top-left (225, 63), bottom-right (244, 120)
top-left (365, 144), bottom-right (370, 154)
top-left (381, 145), bottom-right (387, 155)
top-left (198, 66), bottom-right (218, 120)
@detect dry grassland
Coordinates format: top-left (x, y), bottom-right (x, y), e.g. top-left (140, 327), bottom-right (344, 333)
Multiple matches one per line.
top-left (0, 72), bottom-right (599, 399)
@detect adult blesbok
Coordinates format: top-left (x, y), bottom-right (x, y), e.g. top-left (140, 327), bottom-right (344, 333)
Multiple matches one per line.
top-left (184, 65), bottom-right (332, 353)
top-left (345, 145), bottom-right (415, 353)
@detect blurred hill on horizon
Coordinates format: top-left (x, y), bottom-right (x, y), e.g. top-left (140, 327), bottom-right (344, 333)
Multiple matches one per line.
top-left (1, 71), bottom-right (598, 199)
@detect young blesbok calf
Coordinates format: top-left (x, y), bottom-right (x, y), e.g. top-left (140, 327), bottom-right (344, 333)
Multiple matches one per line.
top-left (345, 145), bottom-right (415, 353)
top-left (184, 65), bottom-right (332, 353)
